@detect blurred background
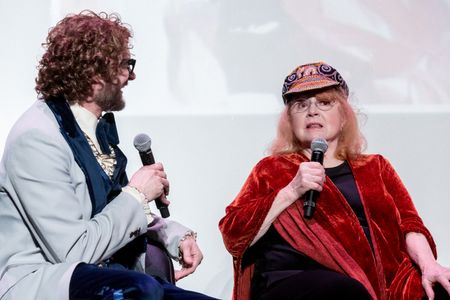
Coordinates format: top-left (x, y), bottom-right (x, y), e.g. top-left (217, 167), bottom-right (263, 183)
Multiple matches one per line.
top-left (1, 1), bottom-right (449, 299)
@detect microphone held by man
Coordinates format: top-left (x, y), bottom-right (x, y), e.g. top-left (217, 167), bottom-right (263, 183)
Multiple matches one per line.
top-left (133, 133), bottom-right (170, 218)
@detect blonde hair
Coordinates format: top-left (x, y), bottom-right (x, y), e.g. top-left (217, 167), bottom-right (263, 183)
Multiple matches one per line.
top-left (270, 87), bottom-right (366, 160)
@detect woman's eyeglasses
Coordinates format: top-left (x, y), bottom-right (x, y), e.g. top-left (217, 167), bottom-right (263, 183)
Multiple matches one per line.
top-left (290, 98), bottom-right (336, 113)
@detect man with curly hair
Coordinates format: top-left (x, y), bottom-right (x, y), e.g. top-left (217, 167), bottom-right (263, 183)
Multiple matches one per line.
top-left (0, 11), bottom-right (216, 300)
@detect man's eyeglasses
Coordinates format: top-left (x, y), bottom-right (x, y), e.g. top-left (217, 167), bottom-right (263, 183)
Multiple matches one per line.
top-left (121, 58), bottom-right (136, 74)
top-left (290, 98), bottom-right (336, 113)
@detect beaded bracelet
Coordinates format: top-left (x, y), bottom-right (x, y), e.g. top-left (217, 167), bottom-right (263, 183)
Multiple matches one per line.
top-left (180, 231), bottom-right (197, 243)
top-left (122, 185), bottom-right (146, 203)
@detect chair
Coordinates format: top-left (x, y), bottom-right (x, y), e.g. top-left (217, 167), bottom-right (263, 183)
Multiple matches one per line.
top-left (145, 239), bottom-right (176, 284)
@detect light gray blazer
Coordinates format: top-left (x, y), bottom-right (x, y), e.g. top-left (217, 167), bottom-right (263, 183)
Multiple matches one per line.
top-left (0, 101), bottom-right (190, 299)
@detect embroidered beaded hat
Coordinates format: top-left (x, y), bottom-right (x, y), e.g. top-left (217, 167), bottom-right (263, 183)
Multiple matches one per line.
top-left (281, 62), bottom-right (349, 104)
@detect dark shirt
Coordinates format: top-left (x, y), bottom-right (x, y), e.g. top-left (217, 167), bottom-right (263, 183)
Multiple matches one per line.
top-left (326, 161), bottom-right (372, 247)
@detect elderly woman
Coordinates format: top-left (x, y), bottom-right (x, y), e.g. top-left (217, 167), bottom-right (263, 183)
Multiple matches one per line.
top-left (219, 62), bottom-right (450, 300)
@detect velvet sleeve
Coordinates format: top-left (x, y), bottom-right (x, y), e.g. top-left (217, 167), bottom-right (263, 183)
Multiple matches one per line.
top-left (380, 156), bottom-right (437, 256)
top-left (219, 158), bottom-right (283, 258)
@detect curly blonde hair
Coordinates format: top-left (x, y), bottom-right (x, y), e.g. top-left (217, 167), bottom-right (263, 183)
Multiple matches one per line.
top-left (35, 10), bottom-right (132, 103)
top-left (270, 86), bottom-right (366, 160)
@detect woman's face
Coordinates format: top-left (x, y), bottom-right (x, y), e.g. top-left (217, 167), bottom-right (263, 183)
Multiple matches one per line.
top-left (289, 91), bottom-right (344, 149)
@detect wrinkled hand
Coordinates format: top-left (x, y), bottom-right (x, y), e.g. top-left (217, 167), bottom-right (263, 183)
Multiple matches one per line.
top-left (284, 161), bottom-right (325, 203)
top-left (128, 162), bottom-right (170, 204)
top-left (421, 261), bottom-right (450, 299)
top-left (175, 236), bottom-right (203, 281)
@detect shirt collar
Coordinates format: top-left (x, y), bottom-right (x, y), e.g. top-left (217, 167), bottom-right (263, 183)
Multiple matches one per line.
top-left (70, 103), bottom-right (102, 152)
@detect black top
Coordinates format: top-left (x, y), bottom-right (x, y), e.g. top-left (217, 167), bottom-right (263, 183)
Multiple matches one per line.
top-left (247, 161), bottom-right (372, 298)
top-left (325, 161), bottom-right (372, 246)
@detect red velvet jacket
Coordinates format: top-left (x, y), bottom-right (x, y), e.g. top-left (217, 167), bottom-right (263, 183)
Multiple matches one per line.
top-left (219, 153), bottom-right (436, 300)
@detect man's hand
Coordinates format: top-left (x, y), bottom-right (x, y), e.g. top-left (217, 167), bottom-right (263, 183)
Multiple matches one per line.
top-left (128, 162), bottom-right (170, 204)
top-left (175, 235), bottom-right (203, 281)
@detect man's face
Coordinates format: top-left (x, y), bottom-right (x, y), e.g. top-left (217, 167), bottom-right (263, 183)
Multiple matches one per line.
top-left (93, 54), bottom-right (136, 112)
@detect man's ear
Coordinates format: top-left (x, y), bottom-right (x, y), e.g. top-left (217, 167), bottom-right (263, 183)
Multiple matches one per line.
top-left (92, 77), bottom-right (105, 91)
top-left (84, 77), bottom-right (105, 103)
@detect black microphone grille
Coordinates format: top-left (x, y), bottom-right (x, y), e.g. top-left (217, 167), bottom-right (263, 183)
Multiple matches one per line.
top-left (133, 133), bottom-right (152, 152)
top-left (311, 138), bottom-right (328, 153)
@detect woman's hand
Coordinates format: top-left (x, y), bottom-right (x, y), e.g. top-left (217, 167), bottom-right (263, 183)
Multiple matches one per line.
top-left (405, 232), bottom-right (450, 299)
top-left (283, 161), bottom-right (326, 204)
top-left (421, 261), bottom-right (450, 299)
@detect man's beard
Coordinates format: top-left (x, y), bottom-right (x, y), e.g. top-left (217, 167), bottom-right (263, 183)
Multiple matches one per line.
top-left (94, 82), bottom-right (126, 112)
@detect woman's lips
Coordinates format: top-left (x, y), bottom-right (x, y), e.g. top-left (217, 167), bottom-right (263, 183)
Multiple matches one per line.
top-left (306, 123), bottom-right (323, 129)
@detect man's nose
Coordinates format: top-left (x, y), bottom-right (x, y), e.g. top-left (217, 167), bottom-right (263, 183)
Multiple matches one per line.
top-left (128, 71), bottom-right (136, 81)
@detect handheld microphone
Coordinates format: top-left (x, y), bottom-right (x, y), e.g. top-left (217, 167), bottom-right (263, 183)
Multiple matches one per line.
top-left (133, 133), bottom-right (170, 218)
top-left (303, 137), bottom-right (328, 219)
